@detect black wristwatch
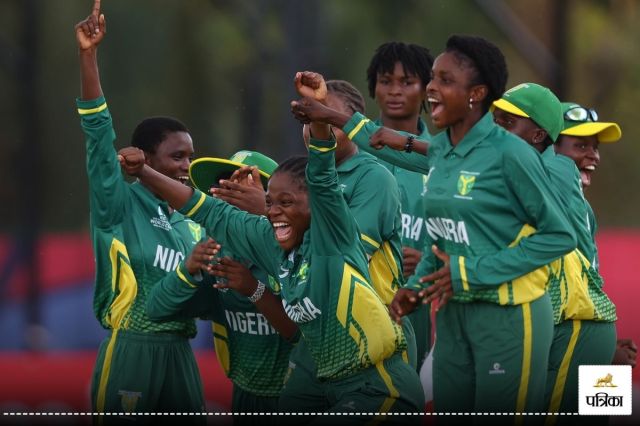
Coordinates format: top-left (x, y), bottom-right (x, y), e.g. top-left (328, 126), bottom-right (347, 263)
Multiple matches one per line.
top-left (405, 135), bottom-right (415, 153)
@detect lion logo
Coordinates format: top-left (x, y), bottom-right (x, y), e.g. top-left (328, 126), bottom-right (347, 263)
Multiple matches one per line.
top-left (594, 373), bottom-right (617, 387)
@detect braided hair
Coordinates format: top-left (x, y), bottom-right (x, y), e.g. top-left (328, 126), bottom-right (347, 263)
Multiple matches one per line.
top-left (366, 41), bottom-right (434, 100)
top-left (445, 34), bottom-right (508, 112)
top-left (272, 155), bottom-right (308, 192)
top-left (326, 80), bottom-right (366, 115)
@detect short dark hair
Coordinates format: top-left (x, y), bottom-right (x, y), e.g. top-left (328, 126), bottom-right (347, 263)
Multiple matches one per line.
top-left (272, 155), bottom-right (308, 191)
top-left (326, 80), bottom-right (366, 115)
top-left (445, 34), bottom-right (508, 112)
top-left (366, 41), bottom-right (434, 99)
top-left (131, 116), bottom-right (189, 154)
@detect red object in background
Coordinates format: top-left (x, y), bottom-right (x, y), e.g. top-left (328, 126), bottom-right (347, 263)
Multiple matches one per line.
top-left (0, 351), bottom-right (232, 413)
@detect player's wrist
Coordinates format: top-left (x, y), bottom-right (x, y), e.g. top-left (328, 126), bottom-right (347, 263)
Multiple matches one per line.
top-left (248, 280), bottom-right (266, 303)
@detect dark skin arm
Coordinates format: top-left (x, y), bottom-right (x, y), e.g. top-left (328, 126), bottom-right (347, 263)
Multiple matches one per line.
top-left (389, 288), bottom-right (421, 324)
top-left (75, 0), bottom-right (105, 101)
top-left (211, 257), bottom-right (298, 340)
top-left (402, 246), bottom-right (423, 279)
top-left (417, 245), bottom-right (453, 309)
top-left (613, 339), bottom-right (637, 368)
top-left (293, 71), bottom-right (331, 140)
top-left (118, 147), bottom-right (194, 210)
top-left (184, 238), bottom-right (220, 276)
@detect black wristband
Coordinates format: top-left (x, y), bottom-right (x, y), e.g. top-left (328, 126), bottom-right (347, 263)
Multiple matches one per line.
top-left (405, 135), bottom-right (415, 153)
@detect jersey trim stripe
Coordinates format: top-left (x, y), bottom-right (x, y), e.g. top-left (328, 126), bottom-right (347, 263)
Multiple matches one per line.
top-left (347, 118), bottom-right (370, 140)
top-left (212, 322), bottom-right (231, 375)
top-left (375, 361), bottom-right (399, 413)
top-left (185, 192), bottom-right (207, 217)
top-left (96, 329), bottom-right (119, 416)
top-left (516, 302), bottom-right (533, 420)
top-left (176, 264), bottom-right (197, 288)
top-left (107, 239), bottom-right (137, 329)
top-left (459, 257), bottom-right (469, 291)
top-left (308, 143), bottom-right (336, 152)
top-left (78, 102), bottom-right (108, 115)
top-left (545, 320), bottom-right (581, 425)
top-left (361, 233), bottom-right (380, 249)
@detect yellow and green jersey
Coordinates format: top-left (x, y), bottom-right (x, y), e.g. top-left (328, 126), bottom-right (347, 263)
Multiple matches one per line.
top-left (345, 112), bottom-right (576, 305)
top-left (541, 147), bottom-right (616, 323)
top-left (78, 96), bottom-right (199, 336)
top-left (337, 151), bottom-right (403, 304)
top-left (145, 261), bottom-right (293, 397)
top-left (179, 137), bottom-right (405, 380)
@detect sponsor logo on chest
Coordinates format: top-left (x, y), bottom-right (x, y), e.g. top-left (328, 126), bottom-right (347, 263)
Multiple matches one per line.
top-left (150, 206), bottom-right (172, 231)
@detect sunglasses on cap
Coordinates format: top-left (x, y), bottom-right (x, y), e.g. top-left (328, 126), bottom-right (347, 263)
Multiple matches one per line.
top-left (564, 106), bottom-right (599, 122)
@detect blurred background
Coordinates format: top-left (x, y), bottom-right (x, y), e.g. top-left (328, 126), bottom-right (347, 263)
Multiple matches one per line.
top-left (0, 0), bottom-right (638, 420)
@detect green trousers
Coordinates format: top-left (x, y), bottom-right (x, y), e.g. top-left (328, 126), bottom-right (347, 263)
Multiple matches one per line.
top-left (433, 294), bottom-right (554, 421)
top-left (544, 319), bottom-right (616, 426)
top-left (91, 329), bottom-right (205, 425)
top-left (231, 384), bottom-right (279, 425)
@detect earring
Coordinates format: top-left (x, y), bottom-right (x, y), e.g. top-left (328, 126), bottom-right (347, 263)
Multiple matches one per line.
top-left (469, 98), bottom-right (473, 110)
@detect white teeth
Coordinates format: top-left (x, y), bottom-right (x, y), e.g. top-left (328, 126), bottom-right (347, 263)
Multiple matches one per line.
top-left (272, 222), bottom-right (289, 228)
top-left (427, 97), bottom-right (439, 103)
top-left (584, 165), bottom-right (596, 171)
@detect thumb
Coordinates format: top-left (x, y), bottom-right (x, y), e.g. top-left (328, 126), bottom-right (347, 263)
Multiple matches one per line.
top-left (117, 154), bottom-right (125, 165)
top-left (431, 245), bottom-right (449, 263)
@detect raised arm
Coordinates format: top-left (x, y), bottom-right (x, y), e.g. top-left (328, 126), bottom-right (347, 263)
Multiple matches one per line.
top-left (76, 0), bottom-right (105, 100)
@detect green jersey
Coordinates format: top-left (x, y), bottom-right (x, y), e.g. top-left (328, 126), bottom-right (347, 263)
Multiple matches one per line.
top-left (146, 262), bottom-right (293, 397)
top-left (345, 112), bottom-right (576, 305)
top-left (78, 96), bottom-right (199, 336)
top-left (179, 137), bottom-right (405, 380)
top-left (337, 150), bottom-right (403, 304)
top-left (374, 118), bottom-right (433, 251)
top-left (542, 147), bottom-right (616, 323)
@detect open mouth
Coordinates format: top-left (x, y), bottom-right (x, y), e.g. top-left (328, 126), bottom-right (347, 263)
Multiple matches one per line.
top-left (427, 97), bottom-right (444, 120)
top-left (272, 221), bottom-right (293, 242)
top-left (175, 176), bottom-right (190, 186)
top-left (580, 165), bottom-right (596, 187)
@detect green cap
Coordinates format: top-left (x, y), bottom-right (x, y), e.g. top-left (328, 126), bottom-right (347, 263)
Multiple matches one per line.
top-left (189, 150), bottom-right (278, 191)
top-left (560, 102), bottom-right (622, 143)
top-left (492, 82), bottom-right (563, 141)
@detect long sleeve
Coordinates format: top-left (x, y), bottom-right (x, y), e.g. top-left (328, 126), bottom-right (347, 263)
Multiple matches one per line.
top-left (306, 137), bottom-right (360, 256)
top-left (77, 96), bottom-right (127, 229)
top-left (179, 191), bottom-right (282, 277)
top-left (449, 145), bottom-right (576, 293)
top-left (342, 112), bottom-right (431, 174)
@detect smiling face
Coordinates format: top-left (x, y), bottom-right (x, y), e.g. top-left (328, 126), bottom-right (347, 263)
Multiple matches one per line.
top-left (375, 61), bottom-right (426, 121)
top-left (426, 52), bottom-right (484, 130)
top-left (266, 171), bottom-right (311, 252)
top-left (145, 131), bottom-right (194, 186)
top-left (555, 134), bottom-right (600, 187)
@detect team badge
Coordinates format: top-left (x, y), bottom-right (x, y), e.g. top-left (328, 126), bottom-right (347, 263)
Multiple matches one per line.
top-left (457, 173), bottom-right (476, 196)
top-left (188, 222), bottom-right (202, 242)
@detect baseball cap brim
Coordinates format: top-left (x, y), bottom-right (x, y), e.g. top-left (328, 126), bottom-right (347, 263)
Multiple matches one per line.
top-left (492, 99), bottom-right (530, 118)
top-left (560, 122), bottom-right (622, 143)
top-left (189, 157), bottom-right (271, 192)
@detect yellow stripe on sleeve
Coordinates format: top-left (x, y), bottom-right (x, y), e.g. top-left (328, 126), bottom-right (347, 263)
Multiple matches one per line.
top-left (308, 143), bottom-right (336, 152)
top-left (77, 102), bottom-right (108, 115)
top-left (347, 118), bottom-right (370, 140)
top-left (185, 192), bottom-right (207, 217)
top-left (360, 233), bottom-right (380, 249)
top-left (176, 265), bottom-right (197, 288)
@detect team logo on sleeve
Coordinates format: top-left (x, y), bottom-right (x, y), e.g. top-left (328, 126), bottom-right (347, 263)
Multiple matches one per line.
top-left (187, 222), bottom-right (202, 242)
top-left (455, 171), bottom-right (479, 200)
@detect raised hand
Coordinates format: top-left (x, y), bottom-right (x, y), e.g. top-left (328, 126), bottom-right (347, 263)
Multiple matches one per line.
top-left (117, 147), bottom-right (146, 177)
top-left (417, 245), bottom-right (453, 309)
top-left (389, 288), bottom-right (422, 324)
top-left (75, 0), bottom-right (106, 51)
top-left (210, 167), bottom-right (267, 215)
top-left (613, 339), bottom-right (638, 367)
top-left (184, 238), bottom-right (220, 276)
top-left (294, 71), bottom-right (327, 102)
top-left (210, 257), bottom-right (258, 297)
